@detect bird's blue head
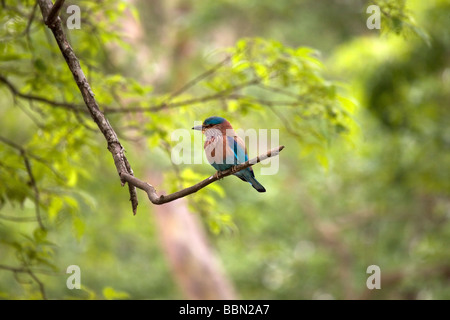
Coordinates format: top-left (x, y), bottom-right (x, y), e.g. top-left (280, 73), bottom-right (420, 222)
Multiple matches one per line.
top-left (192, 116), bottom-right (231, 132)
top-left (203, 116), bottom-right (226, 126)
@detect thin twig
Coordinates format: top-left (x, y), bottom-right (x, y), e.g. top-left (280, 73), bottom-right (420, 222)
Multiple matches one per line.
top-left (0, 135), bottom-right (45, 229)
top-left (22, 150), bottom-right (45, 230)
top-left (17, 100), bottom-right (46, 129)
top-left (0, 214), bottom-right (37, 222)
top-left (0, 135), bottom-right (66, 182)
top-left (103, 78), bottom-right (261, 114)
top-left (27, 269), bottom-right (47, 300)
top-left (123, 154), bottom-right (138, 215)
top-left (0, 75), bottom-right (87, 113)
top-left (0, 264), bottom-right (48, 300)
top-left (267, 106), bottom-right (303, 139)
top-left (23, 1), bottom-right (38, 49)
top-left (167, 56), bottom-right (231, 99)
top-left (258, 83), bottom-right (309, 100)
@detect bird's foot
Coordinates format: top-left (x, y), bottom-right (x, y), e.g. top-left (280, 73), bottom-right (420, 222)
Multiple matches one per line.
top-left (230, 165), bottom-right (239, 174)
top-left (213, 171), bottom-right (222, 180)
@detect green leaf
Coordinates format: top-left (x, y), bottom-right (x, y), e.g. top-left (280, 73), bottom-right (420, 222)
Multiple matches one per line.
top-left (102, 287), bottom-right (130, 300)
top-left (33, 59), bottom-right (47, 72)
top-left (48, 197), bottom-right (63, 221)
top-left (72, 216), bottom-right (85, 241)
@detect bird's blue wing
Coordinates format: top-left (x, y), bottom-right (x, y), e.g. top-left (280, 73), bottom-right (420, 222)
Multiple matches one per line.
top-left (226, 135), bottom-right (248, 165)
top-left (223, 134), bottom-right (265, 192)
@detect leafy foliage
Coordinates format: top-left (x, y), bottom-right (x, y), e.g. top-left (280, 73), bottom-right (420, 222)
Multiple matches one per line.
top-left (373, 0), bottom-right (430, 44)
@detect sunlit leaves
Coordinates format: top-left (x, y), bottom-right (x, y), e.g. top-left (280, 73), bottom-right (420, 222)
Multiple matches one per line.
top-left (210, 38), bottom-right (356, 164)
top-left (0, 0), bottom-right (134, 298)
top-left (102, 286), bottom-right (130, 300)
top-left (2, 227), bottom-right (57, 272)
top-left (373, 0), bottom-right (431, 44)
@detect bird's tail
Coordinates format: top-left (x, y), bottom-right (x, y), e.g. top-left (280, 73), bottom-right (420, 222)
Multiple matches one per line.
top-left (247, 176), bottom-right (266, 193)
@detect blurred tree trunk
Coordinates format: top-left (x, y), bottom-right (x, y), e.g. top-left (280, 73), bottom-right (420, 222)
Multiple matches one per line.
top-left (119, 0), bottom-right (237, 299)
top-left (153, 197), bottom-right (237, 299)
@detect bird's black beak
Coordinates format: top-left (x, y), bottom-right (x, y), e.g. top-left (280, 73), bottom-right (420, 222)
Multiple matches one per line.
top-left (192, 125), bottom-right (203, 131)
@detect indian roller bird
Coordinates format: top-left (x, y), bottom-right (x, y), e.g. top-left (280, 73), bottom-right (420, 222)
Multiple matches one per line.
top-left (192, 116), bottom-right (266, 192)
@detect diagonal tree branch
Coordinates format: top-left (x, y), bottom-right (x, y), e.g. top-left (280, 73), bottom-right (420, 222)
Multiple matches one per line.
top-left (37, 0), bottom-right (138, 214)
top-left (120, 146), bottom-right (284, 205)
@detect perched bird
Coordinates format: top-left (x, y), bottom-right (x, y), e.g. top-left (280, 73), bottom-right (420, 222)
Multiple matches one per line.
top-left (192, 116), bottom-right (266, 192)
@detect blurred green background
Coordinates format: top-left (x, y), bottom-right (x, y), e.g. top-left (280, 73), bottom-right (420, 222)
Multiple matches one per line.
top-left (0, 0), bottom-right (449, 299)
